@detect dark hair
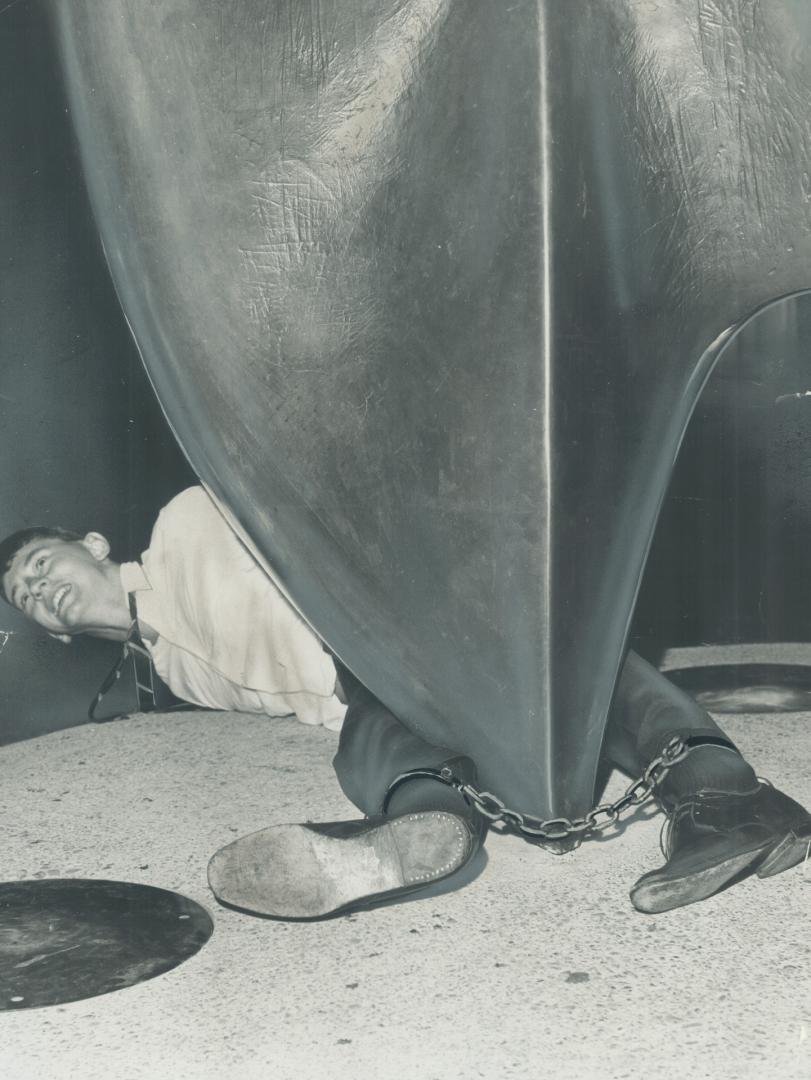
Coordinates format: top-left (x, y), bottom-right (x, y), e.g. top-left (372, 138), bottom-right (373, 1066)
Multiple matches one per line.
top-left (0, 526), bottom-right (83, 603)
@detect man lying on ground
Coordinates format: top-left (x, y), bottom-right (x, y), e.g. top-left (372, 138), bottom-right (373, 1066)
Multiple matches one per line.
top-left (2, 485), bottom-right (809, 919)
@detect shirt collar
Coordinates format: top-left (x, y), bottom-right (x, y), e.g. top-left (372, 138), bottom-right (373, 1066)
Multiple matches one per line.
top-left (120, 560), bottom-right (151, 596)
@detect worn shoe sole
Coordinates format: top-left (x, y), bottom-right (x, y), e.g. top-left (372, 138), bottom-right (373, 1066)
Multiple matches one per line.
top-left (757, 827), bottom-right (811, 878)
top-left (630, 839), bottom-right (774, 914)
top-left (207, 811), bottom-right (471, 920)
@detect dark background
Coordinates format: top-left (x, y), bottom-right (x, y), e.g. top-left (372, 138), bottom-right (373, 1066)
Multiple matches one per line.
top-left (632, 299), bottom-right (811, 661)
top-left (1, 0), bottom-right (810, 745)
top-left (0, 0), bottom-right (194, 744)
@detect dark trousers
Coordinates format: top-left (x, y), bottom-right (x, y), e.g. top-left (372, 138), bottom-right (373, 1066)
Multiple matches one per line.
top-left (333, 650), bottom-right (732, 817)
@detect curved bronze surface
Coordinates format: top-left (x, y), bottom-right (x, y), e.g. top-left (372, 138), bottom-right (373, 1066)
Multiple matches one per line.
top-left (52, 1), bottom-right (811, 816)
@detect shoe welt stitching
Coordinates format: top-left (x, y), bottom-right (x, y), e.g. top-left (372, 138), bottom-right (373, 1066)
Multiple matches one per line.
top-left (392, 812), bottom-right (467, 884)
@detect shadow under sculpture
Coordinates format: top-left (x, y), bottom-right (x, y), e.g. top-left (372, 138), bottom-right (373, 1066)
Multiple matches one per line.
top-left (52, 0), bottom-right (811, 819)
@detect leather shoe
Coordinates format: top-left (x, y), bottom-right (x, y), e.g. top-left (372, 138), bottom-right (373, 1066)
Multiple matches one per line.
top-left (208, 810), bottom-right (480, 920)
top-left (756, 786), bottom-right (811, 878)
top-left (631, 783), bottom-right (811, 914)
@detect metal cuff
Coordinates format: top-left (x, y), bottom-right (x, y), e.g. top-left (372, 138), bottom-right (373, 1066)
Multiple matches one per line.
top-left (381, 765), bottom-right (470, 815)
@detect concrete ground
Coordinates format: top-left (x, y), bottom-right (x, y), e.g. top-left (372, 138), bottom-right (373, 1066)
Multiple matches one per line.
top-left (2, 653), bottom-right (811, 1080)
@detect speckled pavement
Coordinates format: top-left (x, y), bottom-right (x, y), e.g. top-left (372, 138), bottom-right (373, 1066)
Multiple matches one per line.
top-left (2, 670), bottom-right (810, 1080)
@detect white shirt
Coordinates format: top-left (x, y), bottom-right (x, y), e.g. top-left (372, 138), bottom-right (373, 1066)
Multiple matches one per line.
top-left (119, 487), bottom-right (346, 731)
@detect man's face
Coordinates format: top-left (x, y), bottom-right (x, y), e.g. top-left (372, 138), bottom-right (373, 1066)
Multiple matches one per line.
top-left (2, 533), bottom-right (115, 640)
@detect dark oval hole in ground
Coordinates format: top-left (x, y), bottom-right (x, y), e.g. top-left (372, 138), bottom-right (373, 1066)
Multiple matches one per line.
top-left (0, 879), bottom-right (213, 1010)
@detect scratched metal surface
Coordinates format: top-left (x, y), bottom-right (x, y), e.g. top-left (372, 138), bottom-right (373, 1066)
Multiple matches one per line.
top-left (51, 1), bottom-right (811, 816)
top-left (0, 879), bottom-right (213, 1010)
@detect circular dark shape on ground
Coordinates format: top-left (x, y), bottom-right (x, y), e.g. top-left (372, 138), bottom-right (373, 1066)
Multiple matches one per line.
top-left (666, 663), bottom-right (811, 713)
top-left (0, 879), bottom-right (213, 1010)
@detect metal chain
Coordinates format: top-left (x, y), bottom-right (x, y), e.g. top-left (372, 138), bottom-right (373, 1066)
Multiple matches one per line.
top-left (443, 735), bottom-right (694, 848)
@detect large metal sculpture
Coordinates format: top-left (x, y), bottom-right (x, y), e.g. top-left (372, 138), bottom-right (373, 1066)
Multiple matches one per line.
top-left (52, 1), bottom-right (811, 818)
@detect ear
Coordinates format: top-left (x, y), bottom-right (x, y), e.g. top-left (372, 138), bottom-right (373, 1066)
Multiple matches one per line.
top-left (80, 531), bottom-right (111, 562)
top-left (48, 632), bottom-right (73, 645)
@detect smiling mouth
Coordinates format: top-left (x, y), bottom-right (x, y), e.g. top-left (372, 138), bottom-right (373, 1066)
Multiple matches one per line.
top-left (53, 584), bottom-right (72, 616)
